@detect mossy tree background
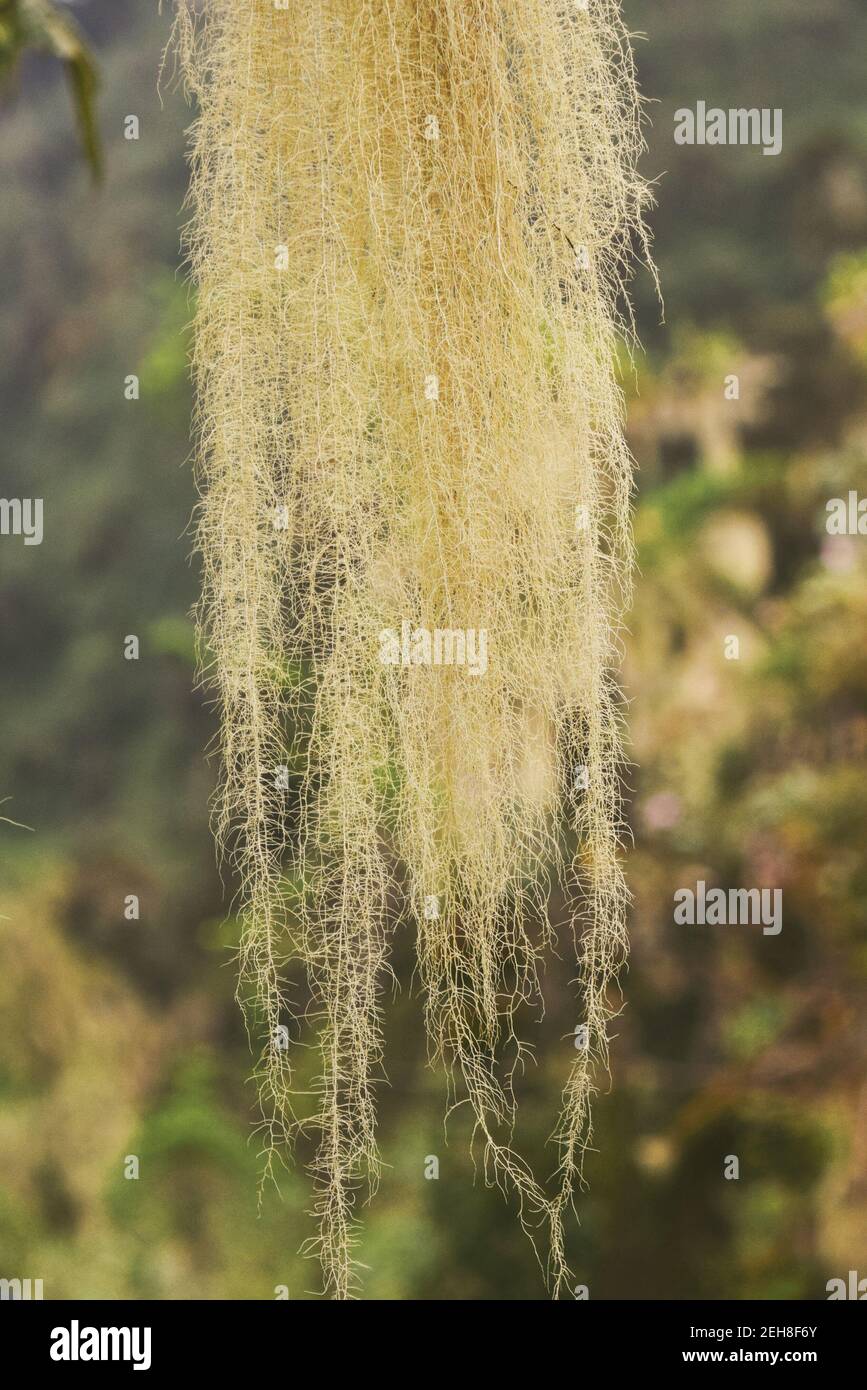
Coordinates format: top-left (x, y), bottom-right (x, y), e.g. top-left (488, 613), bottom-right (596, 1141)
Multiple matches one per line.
top-left (1, 0), bottom-right (866, 1298)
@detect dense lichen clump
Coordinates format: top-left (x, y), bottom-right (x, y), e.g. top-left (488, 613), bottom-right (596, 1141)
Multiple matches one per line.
top-left (176, 0), bottom-right (652, 1298)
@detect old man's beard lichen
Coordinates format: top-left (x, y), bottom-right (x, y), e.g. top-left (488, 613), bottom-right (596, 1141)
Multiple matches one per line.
top-left (175, 0), bottom-right (653, 1298)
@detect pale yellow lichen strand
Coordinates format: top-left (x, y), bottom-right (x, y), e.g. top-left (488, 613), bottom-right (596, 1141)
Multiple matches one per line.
top-left (175, 0), bottom-right (652, 1299)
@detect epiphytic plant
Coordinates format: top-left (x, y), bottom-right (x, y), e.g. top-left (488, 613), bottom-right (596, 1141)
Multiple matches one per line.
top-left (175, 0), bottom-right (653, 1298)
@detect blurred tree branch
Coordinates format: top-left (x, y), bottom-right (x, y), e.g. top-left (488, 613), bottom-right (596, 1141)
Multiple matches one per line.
top-left (0, 0), bottom-right (101, 178)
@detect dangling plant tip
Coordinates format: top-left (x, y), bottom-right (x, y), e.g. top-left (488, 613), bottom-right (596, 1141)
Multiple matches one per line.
top-left (174, 0), bottom-right (654, 1299)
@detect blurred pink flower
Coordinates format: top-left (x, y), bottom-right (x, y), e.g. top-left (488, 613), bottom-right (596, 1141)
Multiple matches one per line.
top-left (642, 791), bottom-right (682, 831)
top-left (821, 534), bottom-right (858, 573)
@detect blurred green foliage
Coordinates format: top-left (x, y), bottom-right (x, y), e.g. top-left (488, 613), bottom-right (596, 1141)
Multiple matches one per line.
top-left (1, 0), bottom-right (866, 1299)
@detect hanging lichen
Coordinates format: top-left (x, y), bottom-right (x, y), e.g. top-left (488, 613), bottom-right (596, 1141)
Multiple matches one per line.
top-left (173, 0), bottom-right (653, 1299)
